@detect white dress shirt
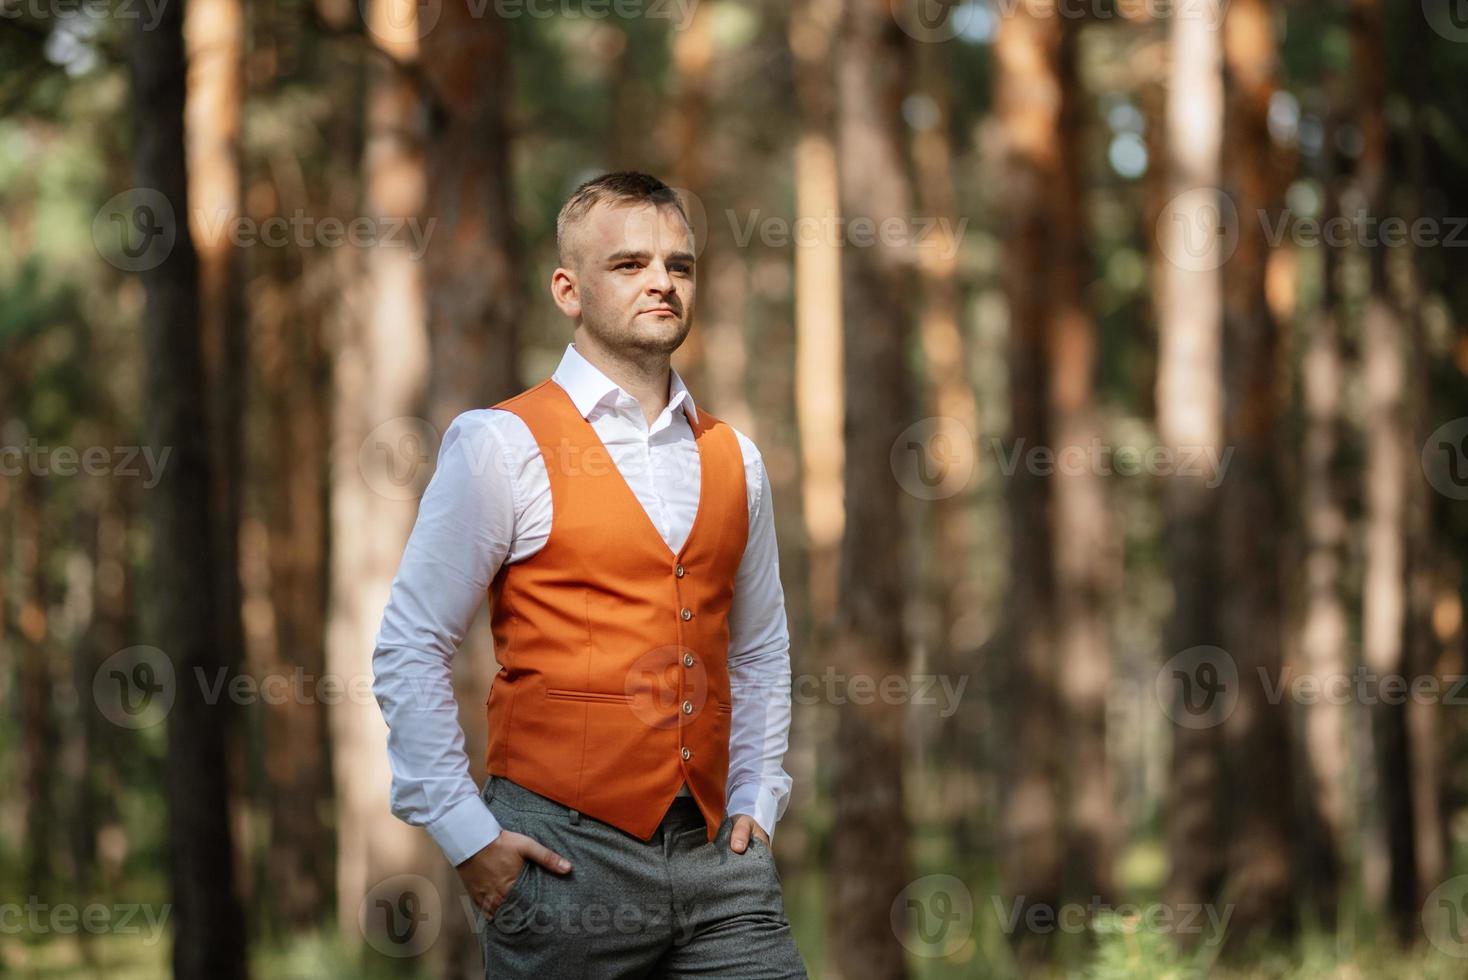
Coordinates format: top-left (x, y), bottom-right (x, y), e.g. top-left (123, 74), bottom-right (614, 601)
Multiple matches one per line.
top-left (372, 342), bottom-right (794, 866)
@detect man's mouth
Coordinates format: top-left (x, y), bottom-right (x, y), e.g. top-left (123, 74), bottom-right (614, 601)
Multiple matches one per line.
top-left (641, 308), bottom-right (679, 317)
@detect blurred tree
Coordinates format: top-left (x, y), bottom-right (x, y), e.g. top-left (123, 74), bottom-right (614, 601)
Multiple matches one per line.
top-left (246, 0), bottom-right (354, 932)
top-left (994, 0), bottom-right (1065, 948)
top-left (421, 1), bottom-right (523, 425)
top-left (1352, 0), bottom-right (1446, 939)
top-left (130, 0), bottom-right (249, 975)
top-left (1043, 13), bottom-right (1117, 907)
top-left (183, 0), bottom-right (250, 917)
top-left (828, 0), bottom-right (914, 976)
top-left (1295, 98), bottom-right (1349, 924)
top-left (1155, 0), bottom-right (1226, 924)
top-left (1218, 0), bottom-right (1296, 943)
top-left (325, 0), bottom-right (436, 944)
top-left (789, 0), bottom-right (844, 627)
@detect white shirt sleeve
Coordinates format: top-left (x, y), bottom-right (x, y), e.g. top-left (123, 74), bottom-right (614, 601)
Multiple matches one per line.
top-left (723, 445), bottom-right (796, 843)
top-left (371, 410), bottom-right (513, 867)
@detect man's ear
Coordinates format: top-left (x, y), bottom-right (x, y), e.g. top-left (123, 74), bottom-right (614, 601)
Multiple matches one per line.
top-left (550, 267), bottom-right (581, 320)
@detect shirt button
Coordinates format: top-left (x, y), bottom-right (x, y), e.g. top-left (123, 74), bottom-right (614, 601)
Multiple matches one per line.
top-left (681, 747), bottom-right (692, 760)
top-left (683, 653), bottom-right (694, 667)
top-left (675, 563), bottom-right (685, 578)
top-left (682, 700), bottom-right (693, 714)
top-left (680, 607), bottom-right (692, 621)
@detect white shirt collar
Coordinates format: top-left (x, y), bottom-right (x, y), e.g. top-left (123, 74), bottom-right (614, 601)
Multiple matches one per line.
top-left (552, 342), bottom-right (699, 428)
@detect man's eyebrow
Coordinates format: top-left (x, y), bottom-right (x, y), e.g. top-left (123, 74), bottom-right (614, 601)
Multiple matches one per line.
top-left (605, 249), bottom-right (697, 264)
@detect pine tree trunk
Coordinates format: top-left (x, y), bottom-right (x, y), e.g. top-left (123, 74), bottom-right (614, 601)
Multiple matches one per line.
top-left (994, 1), bottom-right (1064, 946)
top-left (1296, 116), bottom-right (1348, 922)
top-left (829, 1), bottom-right (914, 975)
top-left (131, 0), bottom-right (249, 974)
top-left (1155, 0), bottom-right (1225, 918)
top-left (327, 0), bottom-right (437, 942)
top-left (1218, 0), bottom-right (1295, 942)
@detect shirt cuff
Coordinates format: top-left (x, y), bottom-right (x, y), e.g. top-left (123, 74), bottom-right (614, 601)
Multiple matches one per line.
top-left (426, 792), bottom-right (502, 867)
top-left (726, 782), bottom-right (783, 844)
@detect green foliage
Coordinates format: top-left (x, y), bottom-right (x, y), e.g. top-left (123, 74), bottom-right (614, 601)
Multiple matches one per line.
top-left (1084, 911), bottom-right (1206, 980)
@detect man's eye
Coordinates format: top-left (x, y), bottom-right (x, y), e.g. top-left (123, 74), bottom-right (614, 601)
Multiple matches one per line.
top-left (671, 264), bottom-right (692, 275)
top-left (616, 261), bottom-right (639, 271)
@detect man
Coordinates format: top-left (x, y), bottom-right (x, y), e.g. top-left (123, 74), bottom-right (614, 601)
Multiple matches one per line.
top-left (372, 171), bottom-right (807, 977)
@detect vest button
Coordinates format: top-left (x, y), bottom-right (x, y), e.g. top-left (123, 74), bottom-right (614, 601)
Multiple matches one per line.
top-left (683, 653), bottom-right (694, 667)
top-left (680, 607), bottom-right (692, 621)
top-left (681, 746), bottom-right (692, 760)
top-left (682, 700), bottom-right (693, 714)
top-left (675, 563), bottom-right (685, 577)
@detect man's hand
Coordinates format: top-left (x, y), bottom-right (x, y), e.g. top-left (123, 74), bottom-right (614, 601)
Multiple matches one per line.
top-left (728, 814), bottom-right (770, 854)
top-left (457, 830), bottom-right (573, 918)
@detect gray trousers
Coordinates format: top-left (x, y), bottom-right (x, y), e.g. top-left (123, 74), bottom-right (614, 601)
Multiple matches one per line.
top-left (476, 775), bottom-right (808, 979)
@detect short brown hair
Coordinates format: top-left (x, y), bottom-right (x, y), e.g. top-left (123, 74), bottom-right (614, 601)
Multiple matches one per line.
top-left (555, 171), bottom-right (689, 265)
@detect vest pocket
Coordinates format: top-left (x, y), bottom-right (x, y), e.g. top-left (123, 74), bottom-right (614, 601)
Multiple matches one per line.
top-left (544, 688), bottom-right (633, 705)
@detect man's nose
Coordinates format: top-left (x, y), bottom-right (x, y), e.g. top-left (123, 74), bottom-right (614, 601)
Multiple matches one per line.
top-left (648, 262), bottom-right (676, 292)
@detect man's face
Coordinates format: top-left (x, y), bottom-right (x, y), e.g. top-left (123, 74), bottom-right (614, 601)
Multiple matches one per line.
top-left (555, 200), bottom-right (697, 356)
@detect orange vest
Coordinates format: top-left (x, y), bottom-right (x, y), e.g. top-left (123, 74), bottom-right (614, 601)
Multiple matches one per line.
top-left (484, 378), bottom-right (750, 842)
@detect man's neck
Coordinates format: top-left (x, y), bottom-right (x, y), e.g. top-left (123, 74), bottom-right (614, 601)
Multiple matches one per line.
top-left (571, 333), bottom-right (671, 426)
